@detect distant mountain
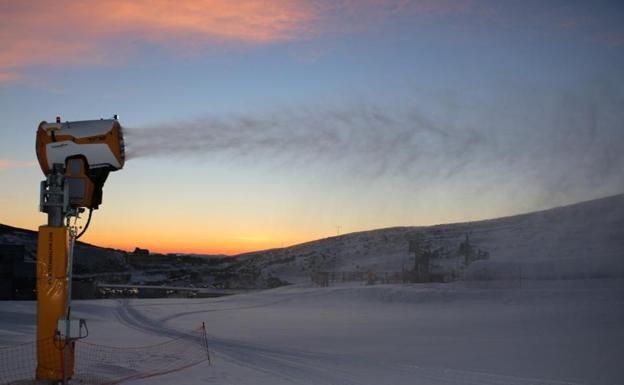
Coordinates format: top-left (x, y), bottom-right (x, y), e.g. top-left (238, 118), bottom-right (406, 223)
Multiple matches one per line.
top-left (0, 223), bottom-right (127, 273)
top-left (3, 194), bottom-right (623, 288)
top-left (0, 224), bottom-right (233, 285)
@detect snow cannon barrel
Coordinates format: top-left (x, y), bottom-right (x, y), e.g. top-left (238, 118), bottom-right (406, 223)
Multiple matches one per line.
top-left (35, 117), bottom-right (125, 209)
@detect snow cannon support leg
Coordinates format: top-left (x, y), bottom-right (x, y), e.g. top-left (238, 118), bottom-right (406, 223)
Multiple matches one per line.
top-left (36, 225), bottom-right (75, 381)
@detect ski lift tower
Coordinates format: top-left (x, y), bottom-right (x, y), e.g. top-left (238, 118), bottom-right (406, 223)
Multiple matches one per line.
top-left (408, 233), bottom-right (430, 283)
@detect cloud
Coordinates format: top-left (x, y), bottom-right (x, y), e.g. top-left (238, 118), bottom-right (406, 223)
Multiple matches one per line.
top-left (0, 0), bottom-right (319, 79)
top-left (2, 0), bottom-right (447, 80)
top-left (0, 160), bottom-right (37, 170)
top-left (2, 1), bottom-right (622, 81)
top-left (0, 72), bottom-right (23, 83)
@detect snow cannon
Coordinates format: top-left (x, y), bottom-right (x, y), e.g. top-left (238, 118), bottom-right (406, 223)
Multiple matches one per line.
top-left (36, 117), bottom-right (125, 210)
top-left (35, 116), bottom-right (125, 383)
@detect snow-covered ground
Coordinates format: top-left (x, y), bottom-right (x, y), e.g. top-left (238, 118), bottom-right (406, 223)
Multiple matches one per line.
top-left (2, 279), bottom-right (623, 384)
top-left (2, 195), bottom-right (623, 383)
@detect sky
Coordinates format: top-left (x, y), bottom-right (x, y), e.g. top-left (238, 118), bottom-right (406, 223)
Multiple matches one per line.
top-left (1, 0), bottom-right (623, 255)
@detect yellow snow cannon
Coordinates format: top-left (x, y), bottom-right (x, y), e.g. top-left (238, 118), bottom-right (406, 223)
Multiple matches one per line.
top-left (36, 116), bottom-right (125, 209)
top-left (34, 116), bottom-right (125, 382)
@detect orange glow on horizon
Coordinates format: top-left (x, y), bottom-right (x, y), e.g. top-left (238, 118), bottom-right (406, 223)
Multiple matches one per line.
top-left (88, 234), bottom-right (308, 256)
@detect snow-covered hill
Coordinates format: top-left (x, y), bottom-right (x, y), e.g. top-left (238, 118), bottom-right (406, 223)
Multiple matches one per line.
top-left (0, 223), bottom-right (127, 273)
top-left (3, 194), bottom-right (623, 288)
top-left (229, 194), bottom-right (624, 285)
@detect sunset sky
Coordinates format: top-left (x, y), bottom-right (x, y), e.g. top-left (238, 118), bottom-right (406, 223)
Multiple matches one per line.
top-left (1, 1), bottom-right (623, 255)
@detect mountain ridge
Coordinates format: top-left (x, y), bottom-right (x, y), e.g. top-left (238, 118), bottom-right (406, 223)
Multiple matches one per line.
top-left (2, 193), bottom-right (623, 288)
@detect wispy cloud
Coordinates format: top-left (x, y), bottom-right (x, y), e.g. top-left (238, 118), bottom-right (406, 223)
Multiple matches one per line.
top-left (0, 0), bottom-right (521, 78)
top-left (0, 71), bottom-right (23, 83)
top-left (1, 1), bottom-right (622, 81)
top-left (0, 0), bottom-right (319, 80)
top-left (0, 160), bottom-right (37, 170)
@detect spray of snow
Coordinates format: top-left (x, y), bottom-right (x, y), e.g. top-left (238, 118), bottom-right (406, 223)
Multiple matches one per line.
top-left (124, 84), bottom-right (624, 199)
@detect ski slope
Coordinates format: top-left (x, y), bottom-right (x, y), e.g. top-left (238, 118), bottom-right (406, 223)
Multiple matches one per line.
top-left (2, 280), bottom-right (623, 384)
top-left (232, 194), bottom-right (624, 286)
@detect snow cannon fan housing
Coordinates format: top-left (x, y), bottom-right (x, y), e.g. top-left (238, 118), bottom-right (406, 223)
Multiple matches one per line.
top-left (36, 118), bottom-right (125, 210)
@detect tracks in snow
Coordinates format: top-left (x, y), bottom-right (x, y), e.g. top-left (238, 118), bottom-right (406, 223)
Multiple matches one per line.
top-left (113, 299), bottom-right (587, 385)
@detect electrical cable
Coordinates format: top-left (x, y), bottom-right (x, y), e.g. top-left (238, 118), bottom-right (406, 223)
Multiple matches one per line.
top-left (76, 208), bottom-right (93, 239)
